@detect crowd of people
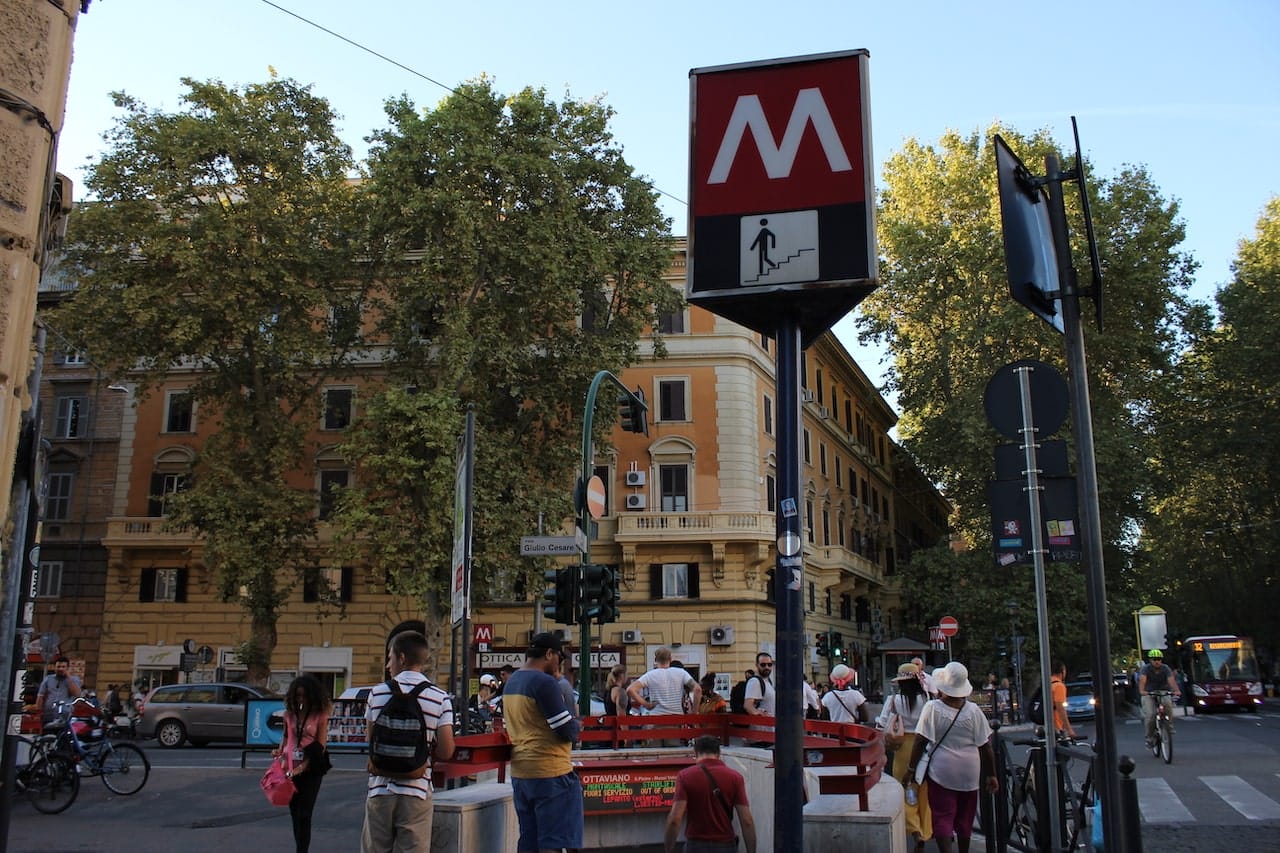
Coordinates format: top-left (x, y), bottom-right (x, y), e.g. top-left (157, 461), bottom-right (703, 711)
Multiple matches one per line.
top-left (41, 630), bottom-right (1043, 852)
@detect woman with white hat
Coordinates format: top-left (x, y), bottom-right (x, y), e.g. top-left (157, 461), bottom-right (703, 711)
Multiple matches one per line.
top-left (821, 664), bottom-right (869, 723)
top-left (876, 662), bottom-right (931, 852)
top-left (905, 661), bottom-right (998, 853)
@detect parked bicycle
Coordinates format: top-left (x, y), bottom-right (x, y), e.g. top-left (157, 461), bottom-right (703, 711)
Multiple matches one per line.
top-left (1148, 688), bottom-right (1174, 764)
top-left (999, 728), bottom-right (1095, 852)
top-left (11, 734), bottom-right (80, 814)
top-left (46, 697), bottom-right (151, 795)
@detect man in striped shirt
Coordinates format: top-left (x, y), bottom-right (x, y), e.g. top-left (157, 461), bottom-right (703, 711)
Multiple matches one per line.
top-left (503, 632), bottom-right (583, 853)
top-left (360, 631), bottom-right (455, 853)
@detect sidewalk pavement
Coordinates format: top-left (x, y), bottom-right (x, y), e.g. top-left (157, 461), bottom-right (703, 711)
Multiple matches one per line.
top-left (7, 761), bottom-right (372, 852)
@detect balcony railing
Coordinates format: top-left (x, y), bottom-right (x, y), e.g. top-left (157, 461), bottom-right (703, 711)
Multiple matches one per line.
top-left (612, 510), bottom-right (774, 541)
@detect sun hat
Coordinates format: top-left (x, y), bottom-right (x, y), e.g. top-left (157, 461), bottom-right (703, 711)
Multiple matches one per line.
top-left (829, 664), bottom-right (854, 686)
top-left (933, 661), bottom-right (974, 698)
top-left (894, 662), bottom-right (921, 680)
top-left (479, 673), bottom-right (498, 687)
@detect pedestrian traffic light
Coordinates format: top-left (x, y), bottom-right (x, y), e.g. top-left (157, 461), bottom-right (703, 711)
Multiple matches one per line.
top-left (618, 388), bottom-right (649, 436)
top-left (998, 636), bottom-right (1008, 657)
top-left (815, 632), bottom-right (829, 658)
top-left (542, 568), bottom-right (578, 625)
top-left (581, 563), bottom-right (620, 624)
top-left (831, 632), bottom-right (844, 658)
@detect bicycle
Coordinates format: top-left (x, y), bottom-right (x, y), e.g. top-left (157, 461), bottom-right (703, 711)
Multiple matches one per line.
top-left (1000, 728), bottom-right (1094, 852)
top-left (1147, 688), bottom-right (1174, 764)
top-left (11, 734), bottom-right (80, 814)
top-left (47, 698), bottom-right (151, 795)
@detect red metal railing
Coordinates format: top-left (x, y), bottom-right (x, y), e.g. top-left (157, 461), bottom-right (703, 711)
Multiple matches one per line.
top-left (433, 714), bottom-right (885, 811)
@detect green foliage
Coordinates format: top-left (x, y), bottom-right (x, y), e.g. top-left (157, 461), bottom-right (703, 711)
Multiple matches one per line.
top-left (52, 77), bottom-right (371, 683)
top-left (329, 78), bottom-right (680, 613)
top-left (863, 125), bottom-right (1196, 656)
top-left (1140, 197), bottom-right (1280, 652)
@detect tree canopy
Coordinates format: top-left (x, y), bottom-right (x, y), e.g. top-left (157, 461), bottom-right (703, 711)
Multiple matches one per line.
top-left (1139, 197), bottom-right (1280, 654)
top-left (860, 125), bottom-right (1197, 672)
top-left (52, 75), bottom-right (678, 679)
top-left (328, 79), bottom-right (680, 626)
top-left (55, 77), bottom-right (370, 681)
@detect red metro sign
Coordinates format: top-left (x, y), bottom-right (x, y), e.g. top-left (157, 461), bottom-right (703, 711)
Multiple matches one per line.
top-left (687, 50), bottom-right (877, 343)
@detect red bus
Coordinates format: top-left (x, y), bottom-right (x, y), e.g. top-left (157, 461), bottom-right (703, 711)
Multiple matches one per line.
top-left (1183, 635), bottom-right (1264, 712)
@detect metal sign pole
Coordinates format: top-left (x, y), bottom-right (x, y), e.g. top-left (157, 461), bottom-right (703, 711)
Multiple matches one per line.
top-left (773, 318), bottom-right (805, 851)
top-left (1017, 364), bottom-right (1063, 853)
top-left (1046, 153), bottom-right (1125, 853)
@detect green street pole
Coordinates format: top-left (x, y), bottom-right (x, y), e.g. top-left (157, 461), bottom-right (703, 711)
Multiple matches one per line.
top-left (576, 370), bottom-right (645, 716)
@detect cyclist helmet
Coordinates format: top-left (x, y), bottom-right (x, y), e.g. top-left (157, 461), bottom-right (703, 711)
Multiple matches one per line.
top-left (1147, 649), bottom-right (1163, 660)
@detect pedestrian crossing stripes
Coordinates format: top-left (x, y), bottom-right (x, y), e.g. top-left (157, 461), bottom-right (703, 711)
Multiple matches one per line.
top-left (1138, 774), bottom-right (1280, 823)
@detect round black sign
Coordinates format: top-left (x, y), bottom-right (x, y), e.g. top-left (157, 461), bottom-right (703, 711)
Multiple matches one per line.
top-left (983, 360), bottom-right (1069, 439)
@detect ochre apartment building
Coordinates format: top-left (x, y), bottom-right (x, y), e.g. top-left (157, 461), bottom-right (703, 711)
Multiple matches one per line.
top-left (33, 241), bottom-right (948, 701)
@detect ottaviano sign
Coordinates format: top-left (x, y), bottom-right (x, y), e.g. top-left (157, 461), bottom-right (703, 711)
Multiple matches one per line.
top-left (687, 49), bottom-right (877, 344)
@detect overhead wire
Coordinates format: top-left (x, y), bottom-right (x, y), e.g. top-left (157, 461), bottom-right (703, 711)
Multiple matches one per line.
top-left (257, 0), bottom-right (687, 208)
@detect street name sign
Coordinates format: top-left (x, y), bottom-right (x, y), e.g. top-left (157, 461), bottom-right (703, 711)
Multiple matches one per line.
top-left (520, 535), bottom-right (585, 557)
top-left (688, 50), bottom-right (877, 344)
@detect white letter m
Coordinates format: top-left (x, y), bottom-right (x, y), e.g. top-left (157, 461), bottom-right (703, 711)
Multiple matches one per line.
top-left (707, 87), bottom-right (852, 184)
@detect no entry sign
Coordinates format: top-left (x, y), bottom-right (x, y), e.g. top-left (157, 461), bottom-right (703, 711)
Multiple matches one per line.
top-left (939, 616), bottom-right (960, 638)
top-left (687, 50), bottom-right (877, 343)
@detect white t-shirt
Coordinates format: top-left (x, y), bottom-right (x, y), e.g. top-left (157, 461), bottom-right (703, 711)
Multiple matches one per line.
top-left (635, 666), bottom-right (695, 715)
top-left (875, 692), bottom-right (926, 734)
top-left (822, 687), bottom-right (866, 723)
top-left (915, 698), bottom-right (992, 792)
top-left (744, 673), bottom-right (776, 716)
top-left (365, 671), bottom-right (454, 799)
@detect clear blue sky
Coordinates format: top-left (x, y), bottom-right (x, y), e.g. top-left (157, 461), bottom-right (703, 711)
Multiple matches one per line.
top-left (58, 1), bottom-right (1279, 390)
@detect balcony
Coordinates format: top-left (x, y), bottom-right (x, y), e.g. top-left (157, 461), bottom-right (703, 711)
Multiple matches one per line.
top-left (611, 510), bottom-right (774, 544)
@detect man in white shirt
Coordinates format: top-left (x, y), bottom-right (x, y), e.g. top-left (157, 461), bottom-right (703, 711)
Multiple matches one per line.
top-left (628, 646), bottom-right (701, 716)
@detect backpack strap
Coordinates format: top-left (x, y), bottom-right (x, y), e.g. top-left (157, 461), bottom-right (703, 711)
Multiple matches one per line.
top-left (698, 764), bottom-right (734, 819)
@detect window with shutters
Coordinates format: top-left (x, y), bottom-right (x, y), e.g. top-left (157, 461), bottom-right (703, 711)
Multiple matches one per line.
top-left (148, 472), bottom-right (188, 517)
top-left (304, 567), bottom-right (353, 603)
top-left (44, 473), bottom-right (74, 521)
top-left (323, 388), bottom-right (354, 430)
top-left (54, 395), bottom-right (87, 438)
top-left (139, 567), bottom-right (188, 603)
top-left (650, 563), bottom-right (700, 600)
top-left (657, 378), bottom-right (688, 422)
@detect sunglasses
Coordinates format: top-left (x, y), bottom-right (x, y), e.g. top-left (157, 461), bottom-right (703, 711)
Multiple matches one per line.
top-left (758, 663), bottom-right (774, 669)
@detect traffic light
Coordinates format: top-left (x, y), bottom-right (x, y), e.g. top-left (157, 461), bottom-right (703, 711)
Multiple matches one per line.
top-left (998, 636), bottom-right (1008, 657)
top-left (581, 563), bottom-right (620, 624)
top-left (831, 632), bottom-right (844, 658)
top-left (815, 632), bottom-right (829, 658)
top-left (618, 388), bottom-right (649, 436)
top-left (542, 568), bottom-right (578, 625)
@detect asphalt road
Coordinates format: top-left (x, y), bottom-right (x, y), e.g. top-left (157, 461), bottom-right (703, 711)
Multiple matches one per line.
top-left (5, 701), bottom-right (1278, 852)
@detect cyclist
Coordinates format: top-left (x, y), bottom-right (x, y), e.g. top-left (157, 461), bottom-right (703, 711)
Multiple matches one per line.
top-left (1138, 649), bottom-right (1180, 748)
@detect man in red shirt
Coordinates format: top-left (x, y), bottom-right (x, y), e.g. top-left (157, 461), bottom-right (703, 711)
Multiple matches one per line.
top-left (664, 735), bottom-right (757, 853)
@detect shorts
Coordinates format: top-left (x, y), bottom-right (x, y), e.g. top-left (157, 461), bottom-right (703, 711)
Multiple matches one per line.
top-left (927, 781), bottom-right (978, 840)
top-left (512, 771), bottom-right (584, 851)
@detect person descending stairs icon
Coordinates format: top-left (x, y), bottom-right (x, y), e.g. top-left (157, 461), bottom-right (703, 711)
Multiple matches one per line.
top-left (750, 218), bottom-right (779, 277)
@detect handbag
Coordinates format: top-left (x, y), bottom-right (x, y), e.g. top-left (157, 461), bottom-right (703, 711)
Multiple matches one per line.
top-left (261, 756), bottom-right (296, 806)
top-left (304, 740), bottom-right (333, 777)
top-left (881, 696), bottom-right (907, 749)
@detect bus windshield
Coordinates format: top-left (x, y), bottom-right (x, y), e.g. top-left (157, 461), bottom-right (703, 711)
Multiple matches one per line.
top-left (1187, 636), bottom-right (1260, 683)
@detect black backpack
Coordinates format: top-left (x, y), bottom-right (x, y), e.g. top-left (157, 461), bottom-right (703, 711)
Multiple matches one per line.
top-left (368, 678), bottom-right (433, 778)
top-left (1026, 687), bottom-right (1045, 726)
top-left (729, 680), bottom-right (748, 714)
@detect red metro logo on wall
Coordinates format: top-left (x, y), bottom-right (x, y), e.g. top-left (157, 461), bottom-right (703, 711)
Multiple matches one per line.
top-left (687, 50), bottom-right (877, 343)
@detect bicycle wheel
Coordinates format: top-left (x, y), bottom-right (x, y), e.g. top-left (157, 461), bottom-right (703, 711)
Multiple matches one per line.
top-left (1159, 717), bottom-right (1173, 764)
top-left (1150, 728), bottom-right (1161, 758)
top-left (25, 753), bottom-right (80, 814)
top-left (1012, 765), bottom-right (1039, 848)
top-left (99, 741), bottom-right (150, 795)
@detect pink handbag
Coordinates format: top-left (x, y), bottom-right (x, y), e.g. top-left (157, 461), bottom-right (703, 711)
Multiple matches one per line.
top-left (260, 756), bottom-right (296, 806)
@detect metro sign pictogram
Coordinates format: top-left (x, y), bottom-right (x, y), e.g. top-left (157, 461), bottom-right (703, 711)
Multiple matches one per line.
top-left (688, 50), bottom-right (877, 343)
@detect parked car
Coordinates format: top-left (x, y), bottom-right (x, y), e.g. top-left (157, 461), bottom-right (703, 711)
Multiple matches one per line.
top-left (1064, 680), bottom-right (1097, 721)
top-left (138, 682), bottom-right (280, 748)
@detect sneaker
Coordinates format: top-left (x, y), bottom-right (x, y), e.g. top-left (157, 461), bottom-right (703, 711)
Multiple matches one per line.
top-left (1144, 737), bottom-right (1155, 748)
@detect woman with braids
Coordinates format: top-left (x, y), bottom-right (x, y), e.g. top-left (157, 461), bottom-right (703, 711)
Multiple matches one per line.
top-left (274, 674), bottom-right (332, 853)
